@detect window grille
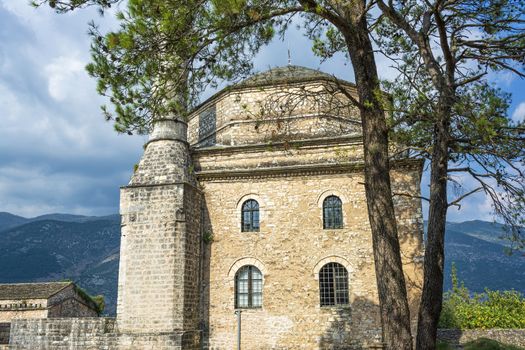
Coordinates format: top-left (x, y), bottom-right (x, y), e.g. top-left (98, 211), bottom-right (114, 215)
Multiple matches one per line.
top-left (319, 262), bottom-right (349, 306)
top-left (323, 195), bottom-right (343, 229)
top-left (241, 199), bottom-right (260, 232)
top-left (235, 265), bottom-right (262, 308)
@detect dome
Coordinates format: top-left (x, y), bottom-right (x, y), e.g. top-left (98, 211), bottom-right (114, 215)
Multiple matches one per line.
top-left (236, 65), bottom-right (352, 88)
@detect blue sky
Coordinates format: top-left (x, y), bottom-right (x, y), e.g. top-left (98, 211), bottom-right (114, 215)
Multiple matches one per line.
top-left (0, 1), bottom-right (523, 221)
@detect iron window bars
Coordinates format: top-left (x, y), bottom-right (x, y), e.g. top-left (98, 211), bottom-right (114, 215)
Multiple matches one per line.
top-left (241, 199), bottom-right (260, 232)
top-left (235, 265), bottom-right (263, 308)
top-left (319, 262), bottom-right (349, 306)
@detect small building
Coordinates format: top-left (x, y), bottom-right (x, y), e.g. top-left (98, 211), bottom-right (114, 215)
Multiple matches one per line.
top-left (0, 282), bottom-right (100, 345)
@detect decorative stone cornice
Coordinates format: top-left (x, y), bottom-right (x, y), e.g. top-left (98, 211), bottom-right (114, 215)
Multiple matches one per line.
top-left (192, 135), bottom-right (364, 156)
top-left (196, 159), bottom-right (423, 181)
top-left (148, 118), bottom-right (188, 143)
top-left (121, 181), bottom-right (202, 193)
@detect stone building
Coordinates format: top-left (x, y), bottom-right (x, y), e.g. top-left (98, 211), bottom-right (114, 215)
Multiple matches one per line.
top-left (0, 282), bottom-right (99, 345)
top-left (9, 66), bottom-right (424, 349)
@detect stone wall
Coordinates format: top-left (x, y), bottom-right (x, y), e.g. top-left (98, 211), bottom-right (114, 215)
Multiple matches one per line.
top-left (48, 298), bottom-right (98, 318)
top-left (117, 119), bottom-right (201, 348)
top-left (118, 181), bottom-right (201, 334)
top-left (196, 137), bottom-right (423, 349)
top-left (8, 318), bottom-right (201, 350)
top-left (188, 81), bottom-right (361, 147)
top-left (0, 286), bottom-right (98, 323)
top-left (9, 318), bottom-right (117, 349)
top-left (0, 299), bottom-right (47, 323)
top-left (47, 285), bottom-right (98, 318)
top-left (437, 328), bottom-right (525, 347)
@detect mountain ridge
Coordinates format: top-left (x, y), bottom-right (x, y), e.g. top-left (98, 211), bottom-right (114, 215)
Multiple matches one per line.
top-left (0, 213), bottom-right (523, 316)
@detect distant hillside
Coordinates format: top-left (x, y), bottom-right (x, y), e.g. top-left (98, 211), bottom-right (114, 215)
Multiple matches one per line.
top-left (0, 214), bottom-right (120, 315)
top-left (0, 214), bottom-right (523, 316)
top-left (0, 212), bottom-right (29, 231)
top-left (442, 221), bottom-right (525, 294)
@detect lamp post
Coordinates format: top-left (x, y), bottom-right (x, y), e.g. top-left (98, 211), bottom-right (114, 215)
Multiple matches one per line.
top-left (234, 309), bottom-right (242, 350)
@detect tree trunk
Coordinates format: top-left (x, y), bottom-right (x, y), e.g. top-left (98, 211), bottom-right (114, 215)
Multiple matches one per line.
top-left (344, 21), bottom-right (413, 350)
top-left (416, 107), bottom-right (450, 350)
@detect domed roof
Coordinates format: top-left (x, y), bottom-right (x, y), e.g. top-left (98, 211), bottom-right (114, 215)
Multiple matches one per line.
top-left (237, 65), bottom-right (341, 87)
top-left (190, 65), bottom-right (355, 116)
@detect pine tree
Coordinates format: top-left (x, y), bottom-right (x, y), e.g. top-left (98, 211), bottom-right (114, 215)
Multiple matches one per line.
top-left (374, 0), bottom-right (525, 348)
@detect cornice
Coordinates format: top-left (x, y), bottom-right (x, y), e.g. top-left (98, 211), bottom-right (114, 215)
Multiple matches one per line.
top-left (196, 159), bottom-right (423, 181)
top-left (191, 135), bottom-right (364, 156)
top-left (121, 181), bottom-right (202, 193)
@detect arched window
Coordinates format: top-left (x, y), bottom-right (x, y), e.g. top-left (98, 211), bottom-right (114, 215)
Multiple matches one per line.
top-left (323, 195), bottom-right (343, 229)
top-left (319, 262), bottom-right (349, 306)
top-left (235, 265), bottom-right (262, 308)
top-left (241, 199), bottom-right (259, 232)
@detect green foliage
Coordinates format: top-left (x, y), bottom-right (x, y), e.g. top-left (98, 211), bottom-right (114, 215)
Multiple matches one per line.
top-left (202, 231), bottom-right (214, 244)
top-left (436, 341), bottom-right (455, 350)
top-left (439, 264), bottom-right (525, 329)
top-left (91, 295), bottom-right (106, 315)
top-left (463, 338), bottom-right (525, 350)
top-left (80, 0), bottom-right (284, 134)
top-left (74, 284), bottom-right (106, 315)
top-left (377, 0), bottom-right (525, 250)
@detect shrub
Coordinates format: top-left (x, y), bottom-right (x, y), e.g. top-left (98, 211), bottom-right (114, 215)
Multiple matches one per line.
top-left (439, 264), bottom-right (525, 329)
top-left (437, 341), bottom-right (455, 350)
top-left (73, 284), bottom-right (105, 315)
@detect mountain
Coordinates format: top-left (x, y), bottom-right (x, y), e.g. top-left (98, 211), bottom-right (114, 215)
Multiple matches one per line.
top-left (0, 212), bottom-right (29, 231)
top-left (0, 214), bottom-right (523, 316)
top-left (0, 214), bottom-right (120, 315)
top-left (442, 221), bottom-right (525, 294)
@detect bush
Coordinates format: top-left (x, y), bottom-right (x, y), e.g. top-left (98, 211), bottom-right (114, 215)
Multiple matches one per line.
top-left (437, 341), bottom-right (455, 350)
top-left (439, 264), bottom-right (525, 329)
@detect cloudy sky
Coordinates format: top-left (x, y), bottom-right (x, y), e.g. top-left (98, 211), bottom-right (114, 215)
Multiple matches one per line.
top-left (0, 1), bottom-right (523, 221)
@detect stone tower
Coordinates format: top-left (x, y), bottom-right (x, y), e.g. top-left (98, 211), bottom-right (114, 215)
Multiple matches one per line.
top-left (117, 118), bottom-right (202, 349)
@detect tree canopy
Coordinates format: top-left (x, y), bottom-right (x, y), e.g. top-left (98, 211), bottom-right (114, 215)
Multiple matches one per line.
top-left (33, 1), bottom-right (524, 349)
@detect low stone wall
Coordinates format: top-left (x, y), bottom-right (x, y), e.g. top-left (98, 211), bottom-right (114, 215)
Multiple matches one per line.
top-left (437, 328), bottom-right (525, 347)
top-left (9, 318), bottom-right (117, 349)
top-left (8, 318), bottom-right (200, 350)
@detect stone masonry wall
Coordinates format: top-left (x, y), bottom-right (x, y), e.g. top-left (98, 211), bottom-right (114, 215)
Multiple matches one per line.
top-left (193, 139), bottom-right (366, 173)
top-left (118, 183), bottom-right (190, 334)
top-left (0, 299), bottom-right (47, 323)
top-left (437, 329), bottom-right (525, 347)
top-left (47, 285), bottom-right (98, 318)
top-left (9, 318), bottom-right (117, 350)
top-left (197, 156), bottom-right (423, 349)
top-left (188, 82), bottom-right (361, 147)
top-left (182, 184), bottom-right (203, 332)
top-left (117, 119), bottom-right (201, 348)
top-left (48, 298), bottom-right (98, 318)
top-left (8, 318), bottom-right (199, 350)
